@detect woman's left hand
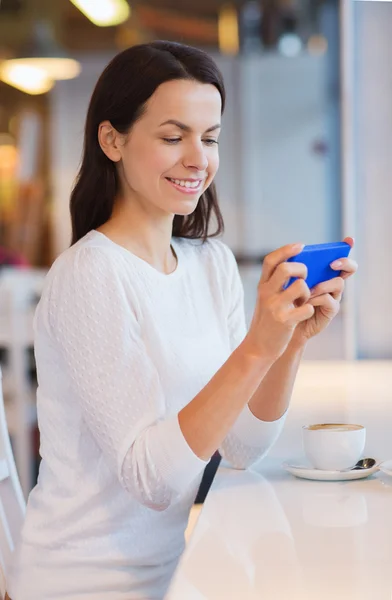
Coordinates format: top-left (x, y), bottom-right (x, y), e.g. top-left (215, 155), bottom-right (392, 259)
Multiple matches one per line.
top-left (291, 237), bottom-right (358, 345)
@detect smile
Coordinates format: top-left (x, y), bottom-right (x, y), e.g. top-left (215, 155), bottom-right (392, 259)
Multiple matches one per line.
top-left (166, 178), bottom-right (203, 193)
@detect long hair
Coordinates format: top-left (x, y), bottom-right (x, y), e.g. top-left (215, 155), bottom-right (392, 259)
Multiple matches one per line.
top-left (70, 41), bottom-right (226, 245)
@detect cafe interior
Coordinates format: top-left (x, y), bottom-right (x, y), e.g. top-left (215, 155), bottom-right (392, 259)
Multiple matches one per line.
top-left (0, 0), bottom-right (392, 598)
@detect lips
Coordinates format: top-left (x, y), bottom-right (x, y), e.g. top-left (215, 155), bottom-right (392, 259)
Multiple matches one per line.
top-left (165, 177), bottom-right (204, 194)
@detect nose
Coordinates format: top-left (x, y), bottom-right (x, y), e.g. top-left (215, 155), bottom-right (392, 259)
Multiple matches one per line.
top-left (183, 141), bottom-right (208, 172)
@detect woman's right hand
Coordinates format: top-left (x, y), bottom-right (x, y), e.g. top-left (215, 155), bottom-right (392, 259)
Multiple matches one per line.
top-left (243, 243), bottom-right (315, 362)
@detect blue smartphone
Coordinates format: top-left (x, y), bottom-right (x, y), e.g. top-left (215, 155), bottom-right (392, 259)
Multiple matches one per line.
top-left (285, 242), bottom-right (351, 290)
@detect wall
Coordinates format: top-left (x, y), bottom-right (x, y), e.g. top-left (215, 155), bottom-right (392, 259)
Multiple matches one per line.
top-left (214, 52), bottom-right (339, 253)
top-left (353, 2), bottom-right (392, 358)
top-left (239, 53), bottom-right (337, 253)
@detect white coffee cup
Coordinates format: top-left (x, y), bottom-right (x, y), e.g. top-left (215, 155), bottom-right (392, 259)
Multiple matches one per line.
top-left (302, 423), bottom-right (366, 471)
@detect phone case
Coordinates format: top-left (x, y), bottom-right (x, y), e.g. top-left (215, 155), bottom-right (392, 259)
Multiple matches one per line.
top-left (285, 242), bottom-right (351, 289)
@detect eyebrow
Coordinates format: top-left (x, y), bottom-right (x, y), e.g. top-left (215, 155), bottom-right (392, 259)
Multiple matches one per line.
top-left (159, 119), bottom-right (221, 133)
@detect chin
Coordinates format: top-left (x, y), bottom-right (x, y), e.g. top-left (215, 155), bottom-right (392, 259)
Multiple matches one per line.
top-left (170, 198), bottom-right (200, 217)
top-left (175, 206), bottom-right (198, 217)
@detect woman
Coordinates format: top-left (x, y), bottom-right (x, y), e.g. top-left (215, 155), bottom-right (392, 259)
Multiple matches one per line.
top-left (7, 41), bottom-right (357, 600)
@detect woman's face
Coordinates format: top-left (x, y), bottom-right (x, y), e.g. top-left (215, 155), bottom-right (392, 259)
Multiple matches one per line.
top-left (113, 79), bottom-right (222, 217)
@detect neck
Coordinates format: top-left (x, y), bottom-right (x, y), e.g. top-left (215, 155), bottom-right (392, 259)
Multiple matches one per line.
top-left (97, 195), bottom-right (177, 274)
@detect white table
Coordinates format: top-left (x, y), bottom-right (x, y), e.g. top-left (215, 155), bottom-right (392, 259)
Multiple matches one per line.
top-left (167, 361), bottom-right (392, 600)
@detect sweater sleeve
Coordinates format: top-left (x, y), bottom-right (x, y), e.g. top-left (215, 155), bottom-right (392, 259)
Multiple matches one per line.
top-left (47, 247), bottom-right (208, 511)
top-left (217, 244), bottom-right (286, 469)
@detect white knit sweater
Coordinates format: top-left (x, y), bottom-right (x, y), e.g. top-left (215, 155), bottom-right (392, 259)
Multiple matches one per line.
top-left (8, 231), bottom-right (285, 600)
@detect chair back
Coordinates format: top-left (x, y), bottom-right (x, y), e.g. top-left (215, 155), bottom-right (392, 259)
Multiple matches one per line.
top-left (0, 368), bottom-right (26, 599)
top-left (0, 267), bottom-right (46, 496)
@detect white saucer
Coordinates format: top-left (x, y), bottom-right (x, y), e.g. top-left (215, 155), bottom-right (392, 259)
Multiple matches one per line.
top-left (379, 459), bottom-right (392, 477)
top-left (282, 460), bottom-right (379, 481)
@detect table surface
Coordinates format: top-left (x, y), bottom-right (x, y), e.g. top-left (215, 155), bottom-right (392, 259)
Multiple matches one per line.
top-left (166, 361), bottom-right (392, 600)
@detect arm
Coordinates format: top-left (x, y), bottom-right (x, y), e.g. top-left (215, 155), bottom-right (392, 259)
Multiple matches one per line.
top-left (248, 337), bottom-right (305, 422)
top-left (219, 238), bottom-right (357, 469)
top-left (219, 247), bottom-right (306, 469)
top-left (220, 340), bottom-right (306, 470)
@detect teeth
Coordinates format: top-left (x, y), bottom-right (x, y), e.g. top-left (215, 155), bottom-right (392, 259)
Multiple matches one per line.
top-left (170, 178), bottom-right (200, 189)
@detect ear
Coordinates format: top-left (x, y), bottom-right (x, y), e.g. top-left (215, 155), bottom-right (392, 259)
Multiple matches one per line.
top-left (98, 120), bottom-right (124, 162)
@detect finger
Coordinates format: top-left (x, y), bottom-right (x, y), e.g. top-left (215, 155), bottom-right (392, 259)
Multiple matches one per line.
top-left (310, 277), bottom-right (345, 301)
top-left (343, 236), bottom-right (355, 248)
top-left (260, 243), bottom-right (304, 284)
top-left (308, 294), bottom-right (340, 317)
top-left (286, 303), bottom-right (315, 327)
top-left (269, 261), bottom-right (308, 292)
top-left (282, 277), bottom-right (310, 306)
top-left (330, 257), bottom-right (358, 280)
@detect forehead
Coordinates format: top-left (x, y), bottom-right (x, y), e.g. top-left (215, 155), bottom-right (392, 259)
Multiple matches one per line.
top-left (142, 79), bottom-right (222, 128)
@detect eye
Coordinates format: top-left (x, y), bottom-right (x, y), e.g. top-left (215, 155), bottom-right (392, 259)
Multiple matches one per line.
top-left (203, 139), bottom-right (219, 146)
top-left (163, 138), bottom-right (181, 144)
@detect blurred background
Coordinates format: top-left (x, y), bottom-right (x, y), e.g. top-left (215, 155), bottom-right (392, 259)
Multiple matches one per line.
top-left (0, 0), bottom-right (391, 497)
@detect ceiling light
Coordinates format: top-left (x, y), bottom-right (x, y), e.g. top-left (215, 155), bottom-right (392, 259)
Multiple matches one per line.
top-left (0, 62), bottom-right (54, 95)
top-left (3, 22), bottom-right (81, 82)
top-left (70, 0), bottom-right (131, 27)
top-left (4, 57), bottom-right (80, 80)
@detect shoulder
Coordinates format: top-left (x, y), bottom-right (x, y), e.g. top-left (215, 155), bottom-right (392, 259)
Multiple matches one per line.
top-left (51, 230), bottom-right (135, 277)
top-left (42, 232), bottom-right (133, 305)
top-left (37, 233), bottom-right (138, 333)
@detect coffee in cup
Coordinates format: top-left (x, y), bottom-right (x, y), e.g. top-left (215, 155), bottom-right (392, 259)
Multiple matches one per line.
top-left (302, 423), bottom-right (366, 471)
